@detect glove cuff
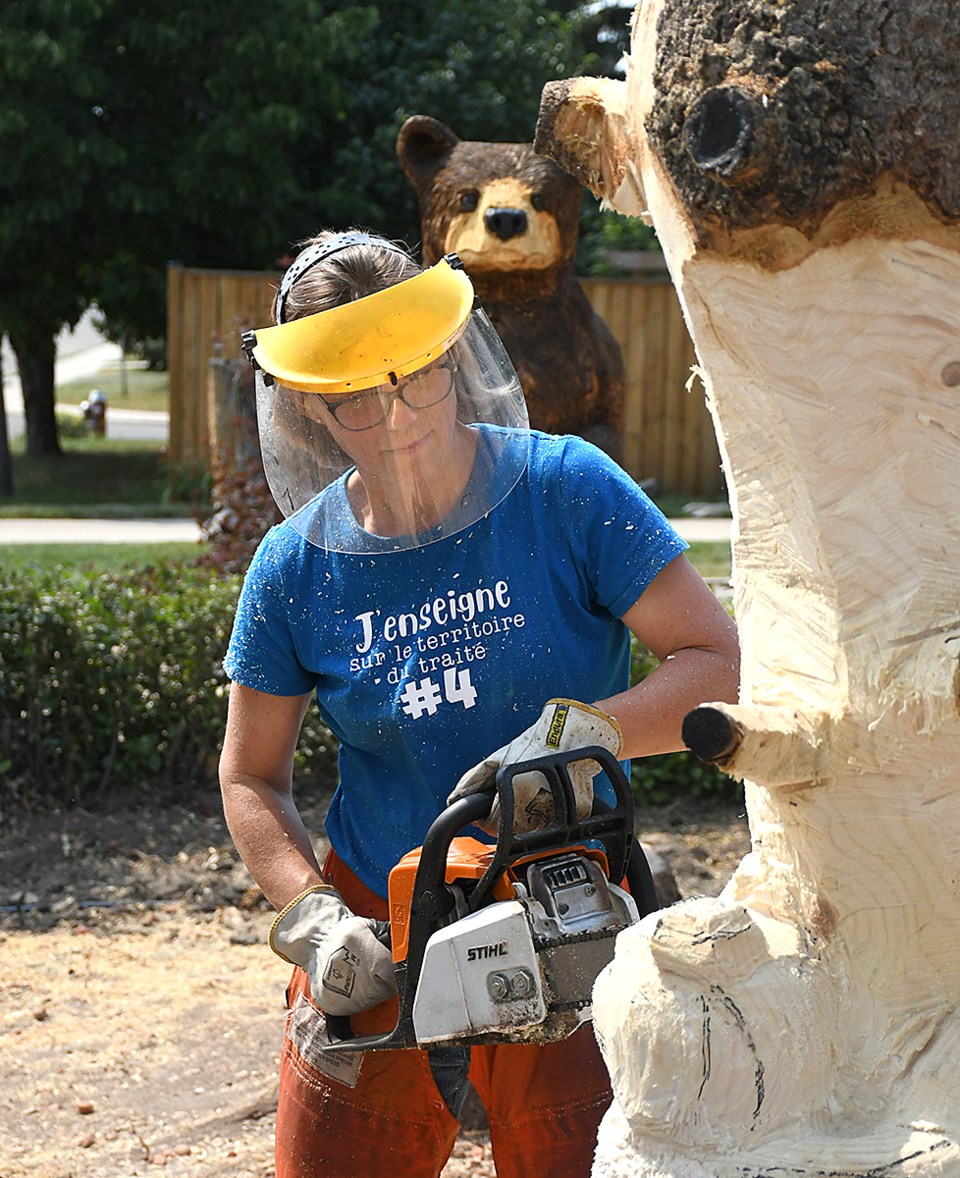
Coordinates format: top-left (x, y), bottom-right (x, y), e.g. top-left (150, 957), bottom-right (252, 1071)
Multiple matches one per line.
top-left (268, 883), bottom-right (345, 966)
top-left (544, 698), bottom-right (623, 756)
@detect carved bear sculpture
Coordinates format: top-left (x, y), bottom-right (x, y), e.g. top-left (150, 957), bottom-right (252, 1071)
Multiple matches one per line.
top-left (396, 114), bottom-right (626, 460)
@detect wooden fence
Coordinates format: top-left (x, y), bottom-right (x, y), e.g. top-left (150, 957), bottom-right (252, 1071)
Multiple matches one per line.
top-left (166, 263), bottom-right (724, 498)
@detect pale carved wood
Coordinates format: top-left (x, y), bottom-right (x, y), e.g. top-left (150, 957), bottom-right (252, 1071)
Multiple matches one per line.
top-left (537, 3), bottom-right (960, 1175)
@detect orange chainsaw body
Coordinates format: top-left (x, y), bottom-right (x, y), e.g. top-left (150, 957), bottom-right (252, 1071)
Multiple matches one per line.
top-left (320, 747), bottom-right (654, 1054)
top-left (387, 837), bottom-right (610, 964)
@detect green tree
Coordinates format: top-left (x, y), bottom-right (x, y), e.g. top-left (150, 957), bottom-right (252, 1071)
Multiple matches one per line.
top-left (0, 0), bottom-right (374, 456)
top-left (0, 0), bottom-right (601, 458)
top-left (306, 1), bottom-right (594, 244)
top-left (550, 0), bottom-right (634, 78)
top-left (1, 1), bottom-right (104, 456)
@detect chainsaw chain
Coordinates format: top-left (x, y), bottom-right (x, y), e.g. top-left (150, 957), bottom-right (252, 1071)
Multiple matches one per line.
top-left (532, 926), bottom-right (629, 1013)
top-left (531, 926), bottom-right (626, 952)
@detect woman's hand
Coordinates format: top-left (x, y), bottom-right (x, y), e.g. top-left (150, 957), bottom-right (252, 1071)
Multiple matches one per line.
top-left (270, 885), bottom-right (396, 1015)
top-left (446, 699), bottom-right (622, 834)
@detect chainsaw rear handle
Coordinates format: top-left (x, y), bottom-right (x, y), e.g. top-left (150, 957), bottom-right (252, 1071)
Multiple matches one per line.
top-left (324, 789), bottom-right (495, 1053)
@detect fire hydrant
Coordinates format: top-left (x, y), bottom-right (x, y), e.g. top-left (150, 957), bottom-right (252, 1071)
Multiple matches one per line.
top-left (81, 388), bottom-right (107, 436)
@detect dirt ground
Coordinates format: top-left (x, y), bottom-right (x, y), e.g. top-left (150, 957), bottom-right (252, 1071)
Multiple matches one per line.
top-left (0, 783), bottom-right (750, 1178)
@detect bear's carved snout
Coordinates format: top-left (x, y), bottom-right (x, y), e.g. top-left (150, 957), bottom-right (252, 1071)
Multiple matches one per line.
top-left (484, 207), bottom-right (528, 241)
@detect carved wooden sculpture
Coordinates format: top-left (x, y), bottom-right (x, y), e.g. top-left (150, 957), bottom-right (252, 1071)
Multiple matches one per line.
top-left (537, 2), bottom-right (960, 1174)
top-left (397, 115), bottom-right (627, 460)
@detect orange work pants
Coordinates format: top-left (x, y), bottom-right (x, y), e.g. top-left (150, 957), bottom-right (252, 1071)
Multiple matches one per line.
top-left (275, 850), bottom-right (613, 1178)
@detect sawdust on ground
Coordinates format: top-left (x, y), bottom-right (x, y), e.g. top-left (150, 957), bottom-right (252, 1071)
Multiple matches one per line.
top-left (0, 783), bottom-right (750, 1178)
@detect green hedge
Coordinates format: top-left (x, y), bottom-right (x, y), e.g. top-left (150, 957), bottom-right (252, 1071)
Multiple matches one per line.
top-left (0, 565), bottom-right (738, 815)
top-left (0, 565), bottom-right (334, 815)
top-left (0, 564), bottom-right (237, 812)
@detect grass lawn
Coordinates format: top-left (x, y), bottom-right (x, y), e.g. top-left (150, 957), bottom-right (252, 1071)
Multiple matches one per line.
top-left (0, 361), bottom-right (179, 517)
top-left (1, 541), bottom-right (206, 575)
top-left (55, 361), bottom-right (169, 414)
top-left (0, 435), bottom-right (208, 518)
top-left (684, 541), bottom-right (732, 580)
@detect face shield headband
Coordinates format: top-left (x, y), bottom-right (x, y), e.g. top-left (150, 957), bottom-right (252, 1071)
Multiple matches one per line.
top-left (273, 231), bottom-right (412, 325)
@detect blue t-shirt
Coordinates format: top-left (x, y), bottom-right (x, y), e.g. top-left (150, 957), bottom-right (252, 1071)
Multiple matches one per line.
top-left (224, 430), bottom-right (687, 896)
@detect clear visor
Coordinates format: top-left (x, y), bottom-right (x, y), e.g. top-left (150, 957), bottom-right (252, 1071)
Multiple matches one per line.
top-left (255, 307), bottom-right (530, 553)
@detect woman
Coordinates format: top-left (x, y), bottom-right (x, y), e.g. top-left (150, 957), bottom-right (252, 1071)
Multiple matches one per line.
top-left (220, 229), bottom-right (740, 1177)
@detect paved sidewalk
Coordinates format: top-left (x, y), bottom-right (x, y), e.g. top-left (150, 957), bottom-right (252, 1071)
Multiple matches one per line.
top-left (0, 515), bottom-right (731, 547)
top-left (0, 517), bottom-right (203, 545)
top-left (669, 516), bottom-right (732, 543)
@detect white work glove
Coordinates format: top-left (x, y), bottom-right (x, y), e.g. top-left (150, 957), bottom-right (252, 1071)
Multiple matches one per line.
top-left (269, 885), bottom-right (397, 1017)
top-left (447, 699), bottom-right (623, 835)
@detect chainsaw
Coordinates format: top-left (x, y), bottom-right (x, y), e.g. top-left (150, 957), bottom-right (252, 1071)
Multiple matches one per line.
top-left (323, 745), bottom-right (659, 1054)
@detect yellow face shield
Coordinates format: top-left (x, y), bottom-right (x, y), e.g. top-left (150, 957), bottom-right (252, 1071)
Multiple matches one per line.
top-left (246, 236), bottom-right (530, 553)
top-left (246, 258), bottom-right (475, 395)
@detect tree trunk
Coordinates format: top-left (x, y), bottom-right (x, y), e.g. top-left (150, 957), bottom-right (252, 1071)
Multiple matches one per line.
top-left (537, 2), bottom-right (960, 1175)
top-left (9, 330), bottom-right (60, 458)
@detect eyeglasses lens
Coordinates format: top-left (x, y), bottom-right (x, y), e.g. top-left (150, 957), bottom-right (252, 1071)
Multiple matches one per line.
top-left (331, 364), bottom-right (452, 430)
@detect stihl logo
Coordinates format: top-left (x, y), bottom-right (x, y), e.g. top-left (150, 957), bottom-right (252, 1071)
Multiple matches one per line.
top-left (466, 941), bottom-right (508, 962)
top-left (546, 703), bottom-right (569, 748)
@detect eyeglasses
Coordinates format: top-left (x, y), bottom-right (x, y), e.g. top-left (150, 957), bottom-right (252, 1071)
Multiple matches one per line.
top-left (322, 362), bottom-right (455, 431)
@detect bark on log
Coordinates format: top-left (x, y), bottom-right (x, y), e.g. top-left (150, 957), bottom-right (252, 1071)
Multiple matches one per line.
top-left (537, 3), bottom-right (960, 1175)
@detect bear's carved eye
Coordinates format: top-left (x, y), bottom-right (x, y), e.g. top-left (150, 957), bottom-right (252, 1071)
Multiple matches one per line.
top-left (530, 193), bottom-right (547, 211)
top-left (460, 191), bottom-right (479, 212)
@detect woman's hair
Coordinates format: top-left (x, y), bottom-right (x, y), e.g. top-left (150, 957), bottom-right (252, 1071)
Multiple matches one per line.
top-left (274, 230), bottom-right (422, 325)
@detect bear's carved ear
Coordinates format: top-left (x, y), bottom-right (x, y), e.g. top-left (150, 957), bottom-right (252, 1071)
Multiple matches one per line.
top-left (396, 115), bottom-right (460, 187)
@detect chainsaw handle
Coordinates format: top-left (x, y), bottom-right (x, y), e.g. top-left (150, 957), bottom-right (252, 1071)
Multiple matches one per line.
top-left (325, 1012), bottom-right (353, 1043)
top-left (408, 746), bottom-right (634, 921)
top-left (415, 791), bottom-right (501, 920)
top-left (468, 745), bottom-right (636, 912)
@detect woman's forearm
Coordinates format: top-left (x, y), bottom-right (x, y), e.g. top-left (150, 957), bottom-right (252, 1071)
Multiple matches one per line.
top-left (598, 555), bottom-right (741, 761)
top-left (598, 644), bottom-right (740, 761)
top-left (219, 682), bottom-right (322, 911)
top-left (221, 774), bottom-right (324, 911)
